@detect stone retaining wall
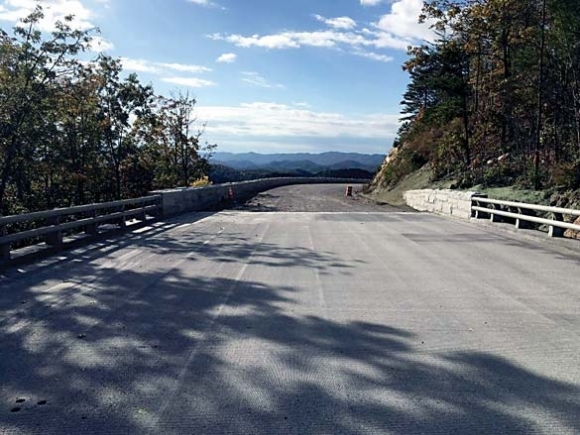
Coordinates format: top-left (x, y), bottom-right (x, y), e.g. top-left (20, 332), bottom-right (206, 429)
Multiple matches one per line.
top-left (403, 189), bottom-right (479, 219)
top-left (152, 177), bottom-right (369, 216)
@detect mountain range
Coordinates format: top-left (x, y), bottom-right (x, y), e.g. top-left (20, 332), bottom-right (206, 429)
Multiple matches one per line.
top-left (210, 152), bottom-right (385, 172)
top-left (208, 152), bottom-right (384, 184)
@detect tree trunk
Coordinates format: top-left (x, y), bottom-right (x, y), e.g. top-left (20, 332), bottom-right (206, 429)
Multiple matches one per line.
top-left (534, 0), bottom-right (547, 190)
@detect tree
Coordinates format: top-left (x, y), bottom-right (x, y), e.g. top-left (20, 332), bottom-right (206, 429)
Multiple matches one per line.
top-left (133, 92), bottom-right (211, 189)
top-left (0, 6), bottom-right (93, 214)
top-left (388, 0), bottom-right (580, 189)
top-left (0, 8), bottom-right (216, 216)
top-left (93, 56), bottom-right (154, 200)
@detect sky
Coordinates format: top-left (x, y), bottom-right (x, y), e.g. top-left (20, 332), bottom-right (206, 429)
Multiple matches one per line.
top-left (0, 0), bottom-right (436, 155)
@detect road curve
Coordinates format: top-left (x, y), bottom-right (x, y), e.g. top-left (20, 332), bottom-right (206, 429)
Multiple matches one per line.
top-left (232, 183), bottom-right (404, 212)
top-left (1, 184), bottom-right (579, 434)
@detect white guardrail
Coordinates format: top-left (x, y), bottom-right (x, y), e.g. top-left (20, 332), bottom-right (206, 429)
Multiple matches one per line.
top-left (0, 195), bottom-right (162, 263)
top-left (471, 196), bottom-right (580, 237)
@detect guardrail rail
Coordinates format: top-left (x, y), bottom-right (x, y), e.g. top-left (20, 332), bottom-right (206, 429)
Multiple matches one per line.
top-left (471, 196), bottom-right (580, 237)
top-left (0, 195), bottom-right (162, 263)
top-left (0, 178), bottom-right (369, 266)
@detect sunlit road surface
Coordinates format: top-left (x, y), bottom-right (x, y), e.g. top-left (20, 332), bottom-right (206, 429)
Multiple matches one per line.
top-left (1, 184), bottom-right (580, 434)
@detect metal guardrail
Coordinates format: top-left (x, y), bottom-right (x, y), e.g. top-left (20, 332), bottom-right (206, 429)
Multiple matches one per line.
top-left (0, 178), bottom-right (368, 265)
top-left (0, 195), bottom-right (162, 262)
top-left (471, 196), bottom-right (580, 237)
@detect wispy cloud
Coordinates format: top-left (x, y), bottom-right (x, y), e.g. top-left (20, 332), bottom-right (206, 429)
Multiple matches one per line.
top-left (119, 58), bottom-right (215, 87)
top-left (88, 35), bottom-right (114, 52)
top-left (120, 58), bottom-right (211, 74)
top-left (120, 58), bottom-right (159, 73)
top-left (186, 0), bottom-right (225, 10)
top-left (0, 0), bottom-right (95, 31)
top-left (208, 0), bottom-right (435, 58)
top-left (241, 72), bottom-right (284, 89)
top-left (360, 0), bottom-right (384, 6)
top-left (93, 0), bottom-right (111, 8)
top-left (216, 53), bottom-right (237, 63)
top-left (352, 49), bottom-right (393, 63)
top-left (210, 31), bottom-right (346, 50)
top-left (313, 14), bottom-right (357, 30)
top-left (158, 62), bottom-right (212, 74)
top-left (161, 77), bottom-right (216, 88)
top-left (195, 102), bottom-right (400, 148)
top-left (0, 0), bottom-right (115, 52)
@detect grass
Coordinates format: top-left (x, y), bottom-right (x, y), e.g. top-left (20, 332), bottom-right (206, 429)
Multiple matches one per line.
top-left (364, 165), bottom-right (453, 206)
top-left (367, 161), bottom-right (578, 211)
top-left (469, 185), bottom-right (554, 205)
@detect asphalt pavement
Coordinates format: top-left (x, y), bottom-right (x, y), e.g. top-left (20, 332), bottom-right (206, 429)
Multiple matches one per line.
top-left (1, 184), bottom-right (579, 434)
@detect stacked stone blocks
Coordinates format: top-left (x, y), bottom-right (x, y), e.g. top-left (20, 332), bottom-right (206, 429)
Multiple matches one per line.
top-left (403, 189), bottom-right (478, 219)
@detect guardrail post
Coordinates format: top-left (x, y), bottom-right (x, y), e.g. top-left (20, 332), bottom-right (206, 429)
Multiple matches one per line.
top-left (138, 209), bottom-right (146, 222)
top-left (0, 243), bottom-right (9, 263)
top-left (515, 207), bottom-right (533, 230)
top-left (490, 204), bottom-right (503, 223)
top-left (118, 204), bottom-right (126, 229)
top-left (471, 194), bottom-right (488, 219)
top-left (472, 200), bottom-right (489, 219)
top-left (45, 216), bottom-right (63, 247)
top-left (0, 224), bottom-right (9, 263)
top-left (154, 197), bottom-right (163, 217)
top-left (85, 210), bottom-right (98, 236)
top-left (135, 204), bottom-right (147, 222)
top-left (549, 213), bottom-right (565, 238)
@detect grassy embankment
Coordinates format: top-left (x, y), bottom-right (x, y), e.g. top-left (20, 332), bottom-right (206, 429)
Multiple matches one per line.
top-left (367, 160), bottom-right (580, 239)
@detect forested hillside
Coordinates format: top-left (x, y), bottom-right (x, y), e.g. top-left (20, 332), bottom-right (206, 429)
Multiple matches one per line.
top-left (0, 7), bottom-right (213, 217)
top-left (377, 0), bottom-right (580, 193)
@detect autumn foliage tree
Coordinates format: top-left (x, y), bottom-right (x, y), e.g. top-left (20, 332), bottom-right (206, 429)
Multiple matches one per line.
top-left (390, 0), bottom-right (580, 190)
top-left (0, 6), bottom-right (213, 216)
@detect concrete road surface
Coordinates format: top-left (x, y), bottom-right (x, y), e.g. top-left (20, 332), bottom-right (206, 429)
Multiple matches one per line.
top-left (1, 184), bottom-right (580, 434)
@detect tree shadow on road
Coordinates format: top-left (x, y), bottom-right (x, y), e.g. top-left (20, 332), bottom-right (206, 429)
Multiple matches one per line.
top-left (0, 222), bottom-right (579, 434)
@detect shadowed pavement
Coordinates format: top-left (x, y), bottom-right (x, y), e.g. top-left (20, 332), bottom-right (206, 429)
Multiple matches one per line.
top-left (1, 184), bottom-right (579, 434)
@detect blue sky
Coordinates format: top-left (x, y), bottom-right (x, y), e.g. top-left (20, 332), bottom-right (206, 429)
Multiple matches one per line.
top-left (0, 0), bottom-right (436, 155)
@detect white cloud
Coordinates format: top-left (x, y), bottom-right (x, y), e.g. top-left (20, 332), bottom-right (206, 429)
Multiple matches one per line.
top-left (216, 53), bottom-right (236, 63)
top-left (0, 0), bottom-right (116, 52)
top-left (353, 49), bottom-right (393, 63)
top-left (120, 58), bottom-right (215, 88)
top-left (210, 30), bottom-right (374, 50)
top-left (313, 14), bottom-right (356, 30)
top-left (209, 32), bottom-right (299, 49)
top-left (375, 0), bottom-right (436, 42)
top-left (209, 0), bottom-right (434, 59)
top-left (241, 72), bottom-right (284, 89)
top-left (120, 57), bottom-right (160, 73)
top-left (88, 35), bottom-right (114, 52)
top-left (0, 0), bottom-right (96, 32)
top-left (158, 62), bottom-right (211, 74)
top-left (187, 0), bottom-right (224, 9)
top-left (121, 58), bottom-right (211, 74)
top-left (360, 0), bottom-right (383, 5)
top-left (195, 102), bottom-right (400, 143)
top-left (161, 77), bottom-right (216, 88)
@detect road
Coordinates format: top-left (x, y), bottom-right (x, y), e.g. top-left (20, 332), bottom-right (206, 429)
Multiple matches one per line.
top-left (1, 184), bottom-right (580, 434)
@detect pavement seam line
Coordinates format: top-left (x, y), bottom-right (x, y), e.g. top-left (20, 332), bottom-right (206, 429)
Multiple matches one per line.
top-left (153, 221), bottom-right (270, 427)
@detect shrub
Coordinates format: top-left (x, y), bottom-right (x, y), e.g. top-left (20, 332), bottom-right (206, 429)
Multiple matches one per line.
top-left (550, 161), bottom-right (580, 189)
top-left (190, 176), bottom-right (212, 188)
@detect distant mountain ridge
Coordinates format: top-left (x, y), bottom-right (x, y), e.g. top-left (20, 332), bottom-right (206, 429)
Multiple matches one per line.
top-left (211, 152), bottom-right (385, 172)
top-left (208, 152), bottom-right (382, 184)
